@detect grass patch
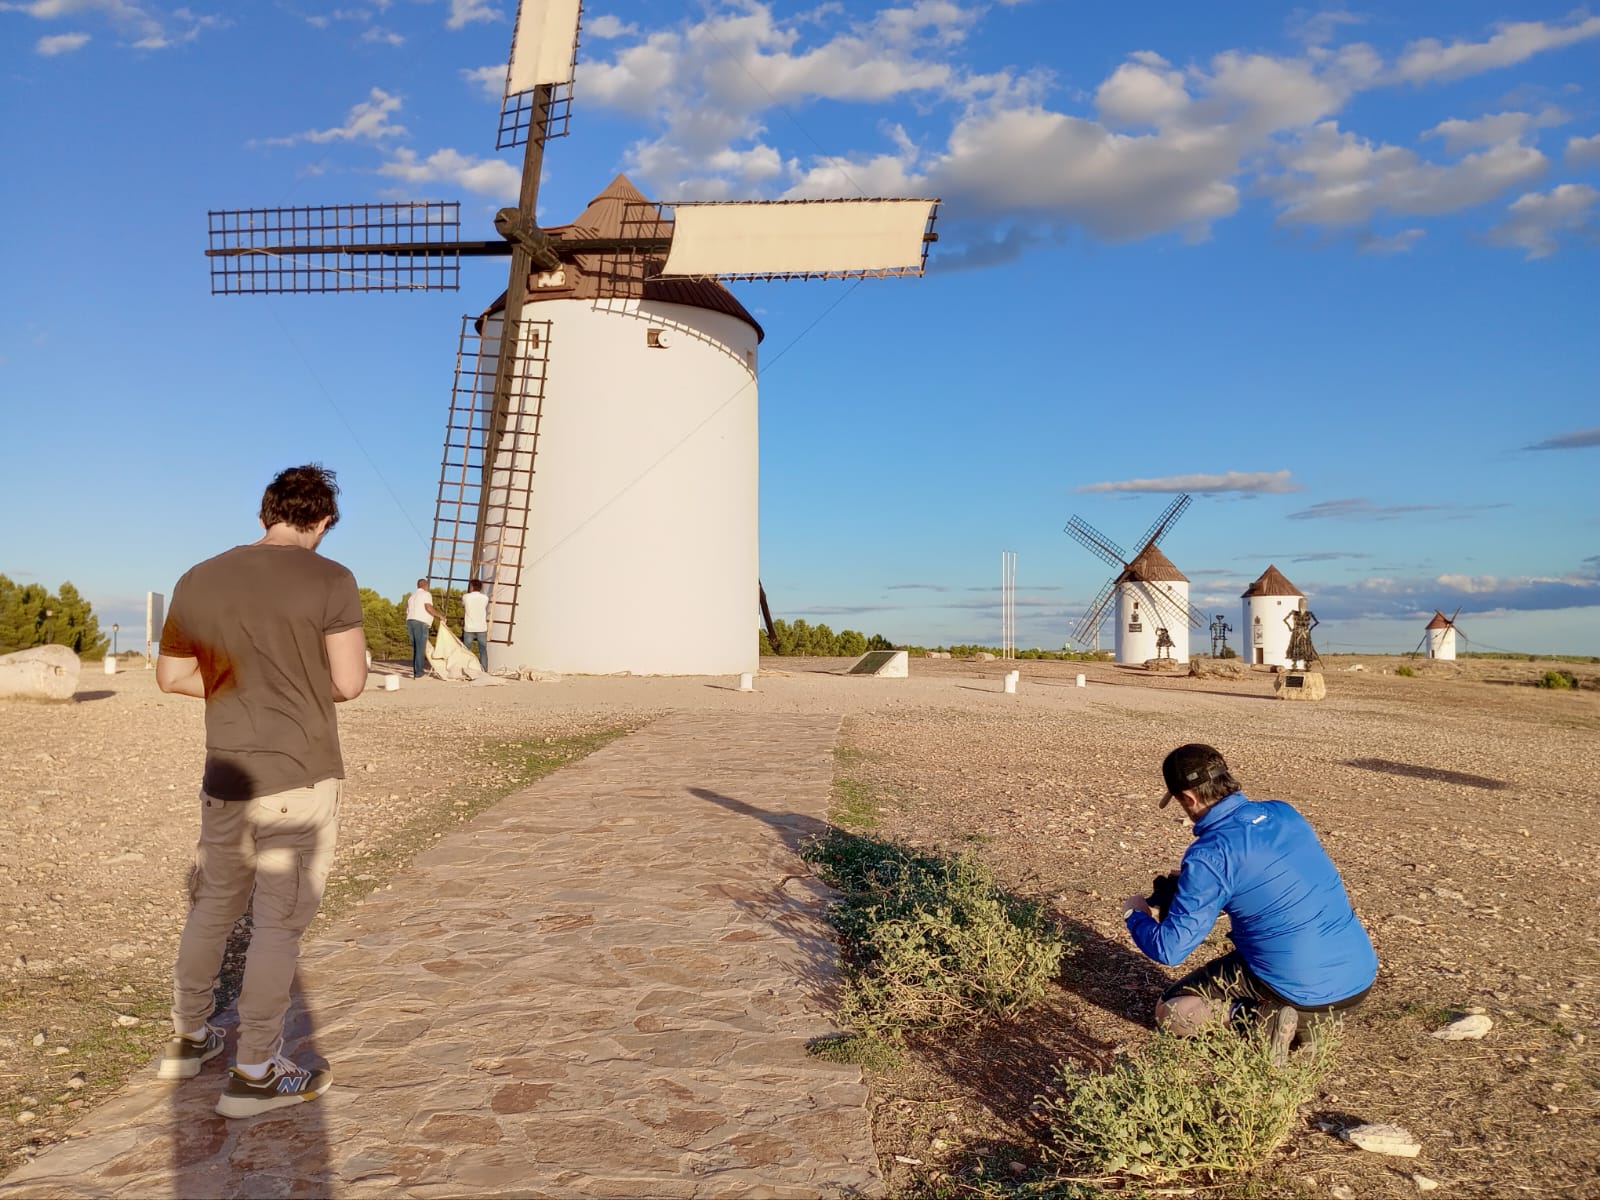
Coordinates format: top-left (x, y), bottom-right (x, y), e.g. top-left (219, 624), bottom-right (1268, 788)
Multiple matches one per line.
top-left (806, 1032), bottom-right (904, 1070)
top-left (803, 829), bottom-right (1067, 1056)
top-left (1039, 1022), bottom-right (1336, 1184)
top-left (1535, 669), bottom-right (1577, 690)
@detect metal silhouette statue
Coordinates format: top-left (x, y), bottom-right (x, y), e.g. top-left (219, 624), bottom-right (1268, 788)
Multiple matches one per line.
top-left (1209, 613), bottom-right (1232, 658)
top-left (1155, 626), bottom-right (1175, 660)
top-left (1283, 603), bottom-right (1321, 669)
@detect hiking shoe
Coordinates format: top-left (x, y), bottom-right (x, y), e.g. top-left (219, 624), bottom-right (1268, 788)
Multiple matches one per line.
top-left (1265, 1005), bottom-right (1299, 1067)
top-left (157, 1025), bottom-right (225, 1080)
top-left (215, 1053), bottom-right (331, 1118)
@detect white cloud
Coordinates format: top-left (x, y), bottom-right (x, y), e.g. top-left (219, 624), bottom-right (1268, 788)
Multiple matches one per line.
top-left (1266, 120), bottom-right (1547, 227)
top-left (260, 87), bottom-right (406, 147)
top-left (461, 63), bottom-right (505, 101)
top-left (1568, 133), bottom-right (1600, 169)
top-left (1287, 8), bottom-right (1366, 47)
top-left (36, 29), bottom-right (87, 52)
top-left (1485, 183), bottom-right (1599, 259)
top-left (1077, 471), bottom-right (1302, 495)
top-left (1, 0), bottom-right (219, 48)
top-left (1394, 14), bottom-right (1600, 83)
top-left (378, 147), bottom-right (520, 199)
top-left (1424, 107), bottom-right (1566, 154)
top-left (446, 0), bottom-right (499, 31)
top-left (1356, 227), bottom-right (1424, 254)
top-left (361, 26), bottom-right (403, 46)
top-left (1093, 53), bottom-right (1188, 128)
top-left (585, 13), bottom-right (637, 40)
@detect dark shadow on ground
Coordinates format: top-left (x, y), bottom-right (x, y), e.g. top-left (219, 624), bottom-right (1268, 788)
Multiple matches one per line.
top-left (1049, 913), bottom-right (1169, 1030)
top-left (687, 786), bottom-right (828, 853)
top-left (70, 691), bottom-right (115, 702)
top-left (1344, 757), bottom-right (1510, 790)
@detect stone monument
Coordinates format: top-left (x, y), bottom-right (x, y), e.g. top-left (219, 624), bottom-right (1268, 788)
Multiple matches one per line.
top-left (0, 645), bottom-right (81, 701)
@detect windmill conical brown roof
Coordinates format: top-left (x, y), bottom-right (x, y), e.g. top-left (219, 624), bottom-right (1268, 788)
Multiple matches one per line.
top-left (1122, 543), bottom-right (1187, 584)
top-left (1241, 564), bottom-right (1303, 598)
top-left (1426, 610), bottom-right (1454, 630)
top-left (485, 174), bottom-right (763, 340)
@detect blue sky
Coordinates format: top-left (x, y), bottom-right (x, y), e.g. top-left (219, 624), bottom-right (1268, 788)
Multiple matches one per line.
top-left (2, 0), bottom-right (1596, 656)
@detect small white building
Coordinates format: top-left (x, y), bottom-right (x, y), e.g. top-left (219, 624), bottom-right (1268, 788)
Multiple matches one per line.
top-left (1425, 611), bottom-right (1459, 660)
top-left (1116, 544), bottom-right (1191, 665)
top-left (1241, 565), bottom-right (1304, 667)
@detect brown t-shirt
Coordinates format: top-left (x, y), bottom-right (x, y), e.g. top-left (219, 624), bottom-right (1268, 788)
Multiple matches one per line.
top-left (159, 543), bottom-right (363, 801)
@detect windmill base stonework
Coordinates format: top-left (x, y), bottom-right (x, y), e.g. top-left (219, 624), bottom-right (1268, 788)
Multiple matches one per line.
top-left (1274, 668), bottom-right (1326, 701)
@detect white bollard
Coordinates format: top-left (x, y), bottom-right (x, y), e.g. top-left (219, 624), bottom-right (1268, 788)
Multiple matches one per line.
top-left (1076, 673), bottom-right (1086, 688)
top-left (384, 675), bottom-right (399, 691)
top-left (104, 656), bottom-right (118, 675)
top-left (1003, 669), bottom-right (1018, 694)
top-left (738, 673), bottom-right (754, 692)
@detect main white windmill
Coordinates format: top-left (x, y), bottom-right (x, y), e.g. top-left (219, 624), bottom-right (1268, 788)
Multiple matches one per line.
top-left (204, 1), bottom-right (940, 675)
top-left (1065, 495), bottom-right (1207, 665)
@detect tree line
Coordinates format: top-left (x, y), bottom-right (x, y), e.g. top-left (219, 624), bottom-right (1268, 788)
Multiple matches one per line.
top-left (0, 575), bottom-right (109, 658)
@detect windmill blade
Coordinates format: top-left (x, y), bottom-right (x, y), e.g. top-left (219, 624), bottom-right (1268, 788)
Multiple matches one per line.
top-left (1072, 577), bottom-right (1118, 647)
top-left (206, 202), bottom-right (470, 294)
top-left (659, 198), bottom-right (939, 280)
top-left (1064, 516), bottom-right (1129, 570)
top-left (1142, 581), bottom-right (1207, 631)
top-left (1136, 493), bottom-right (1192, 552)
top-left (499, 0), bottom-right (583, 148)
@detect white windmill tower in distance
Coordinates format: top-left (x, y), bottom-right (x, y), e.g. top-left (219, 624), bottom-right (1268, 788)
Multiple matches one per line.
top-left (204, 0), bottom-right (940, 676)
top-left (1417, 608), bottom-right (1464, 660)
top-left (1065, 495), bottom-right (1207, 665)
top-left (1241, 564), bottom-right (1305, 667)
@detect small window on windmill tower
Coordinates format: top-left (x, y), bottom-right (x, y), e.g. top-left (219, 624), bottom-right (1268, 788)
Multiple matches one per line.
top-left (647, 328), bottom-right (669, 349)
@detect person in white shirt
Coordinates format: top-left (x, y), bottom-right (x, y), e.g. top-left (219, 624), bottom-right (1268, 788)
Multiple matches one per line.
top-left (461, 579), bottom-right (490, 670)
top-left (404, 579), bottom-right (441, 678)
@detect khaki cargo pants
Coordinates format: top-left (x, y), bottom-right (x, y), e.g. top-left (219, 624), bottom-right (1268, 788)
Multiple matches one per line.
top-left (172, 778), bottom-right (341, 1066)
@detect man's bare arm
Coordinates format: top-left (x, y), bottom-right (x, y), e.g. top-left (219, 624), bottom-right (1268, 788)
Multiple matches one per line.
top-left (155, 654), bottom-right (205, 698)
top-left (327, 627), bottom-right (369, 701)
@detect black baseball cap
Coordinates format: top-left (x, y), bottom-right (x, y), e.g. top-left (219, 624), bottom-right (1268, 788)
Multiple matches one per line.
top-left (1160, 743), bottom-right (1228, 808)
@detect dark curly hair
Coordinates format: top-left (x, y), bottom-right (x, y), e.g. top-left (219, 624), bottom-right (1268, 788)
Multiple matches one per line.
top-left (259, 464), bottom-right (341, 532)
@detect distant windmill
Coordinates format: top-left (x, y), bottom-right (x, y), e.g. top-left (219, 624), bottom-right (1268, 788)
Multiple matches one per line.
top-left (203, 0), bottom-right (940, 675)
top-left (1065, 495), bottom-right (1206, 664)
top-left (1241, 564), bottom-right (1305, 668)
top-left (1413, 608), bottom-right (1466, 660)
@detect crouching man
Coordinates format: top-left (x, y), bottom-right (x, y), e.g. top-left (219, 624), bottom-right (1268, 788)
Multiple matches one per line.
top-left (1121, 743), bottom-right (1378, 1062)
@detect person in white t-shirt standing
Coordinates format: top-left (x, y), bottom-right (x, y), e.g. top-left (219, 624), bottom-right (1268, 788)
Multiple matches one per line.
top-left (404, 579), bottom-right (441, 679)
top-left (461, 579), bottom-right (490, 670)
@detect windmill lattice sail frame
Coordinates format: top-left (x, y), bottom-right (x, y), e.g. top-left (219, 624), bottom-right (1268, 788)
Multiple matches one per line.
top-left (207, 202), bottom-right (464, 294)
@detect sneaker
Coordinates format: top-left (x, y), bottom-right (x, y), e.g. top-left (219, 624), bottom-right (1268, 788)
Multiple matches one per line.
top-left (158, 1025), bottom-right (225, 1080)
top-left (1264, 1005), bottom-right (1299, 1067)
top-left (215, 1053), bottom-right (331, 1118)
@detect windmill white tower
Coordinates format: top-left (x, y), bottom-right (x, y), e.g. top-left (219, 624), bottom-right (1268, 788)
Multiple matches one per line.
top-left (1066, 495), bottom-right (1205, 665)
top-left (1422, 609), bottom-right (1462, 660)
top-left (1241, 565), bottom-right (1304, 667)
top-left (204, 0), bottom-right (940, 676)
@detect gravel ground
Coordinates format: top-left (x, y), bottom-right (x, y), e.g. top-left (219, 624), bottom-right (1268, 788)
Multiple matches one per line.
top-left (3, 652), bottom-right (1597, 1195)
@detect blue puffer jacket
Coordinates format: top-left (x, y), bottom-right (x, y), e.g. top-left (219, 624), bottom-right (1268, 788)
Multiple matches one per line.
top-left (1126, 792), bottom-right (1378, 1007)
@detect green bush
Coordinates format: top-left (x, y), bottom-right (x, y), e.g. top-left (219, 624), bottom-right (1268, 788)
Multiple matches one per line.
top-left (803, 831), bottom-right (1067, 1044)
top-left (1395, 664), bottom-right (1416, 677)
top-left (1536, 669), bottom-right (1577, 690)
top-left (1040, 1022), bottom-right (1336, 1183)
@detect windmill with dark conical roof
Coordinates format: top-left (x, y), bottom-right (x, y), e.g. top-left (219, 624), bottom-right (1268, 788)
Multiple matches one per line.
top-left (202, 0), bottom-right (940, 676)
top-left (1066, 495), bottom-right (1207, 664)
top-left (1241, 564), bottom-right (1305, 667)
top-left (1414, 608), bottom-right (1465, 660)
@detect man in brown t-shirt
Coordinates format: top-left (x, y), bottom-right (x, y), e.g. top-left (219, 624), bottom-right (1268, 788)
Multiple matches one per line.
top-left (156, 464), bottom-right (367, 1118)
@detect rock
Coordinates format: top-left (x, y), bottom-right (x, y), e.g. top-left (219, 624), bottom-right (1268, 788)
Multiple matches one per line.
top-left (1412, 1175), bottom-right (1439, 1192)
top-left (1274, 668), bottom-right (1327, 701)
top-left (30, 1031), bottom-right (44, 1047)
top-left (1141, 658), bottom-right (1180, 671)
top-left (1008, 1161), bottom-right (1026, 1177)
top-left (1342, 1122), bottom-right (1422, 1157)
top-left (114, 1014), bottom-right (140, 1027)
top-left (16, 1112), bottom-right (36, 1126)
top-left (0, 646), bottom-right (81, 701)
top-left (973, 652), bottom-right (995, 662)
top-left (1331, 1186), bottom-right (1356, 1200)
top-left (1189, 657), bottom-right (1246, 679)
top-left (65, 1073), bottom-right (85, 1090)
top-left (1432, 1014), bottom-right (1493, 1040)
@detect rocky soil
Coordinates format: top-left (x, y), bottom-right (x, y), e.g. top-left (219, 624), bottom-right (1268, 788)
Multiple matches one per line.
top-left (3, 652), bottom-right (1597, 1196)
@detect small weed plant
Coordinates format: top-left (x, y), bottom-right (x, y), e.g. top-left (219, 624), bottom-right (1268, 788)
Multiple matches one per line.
top-left (1039, 1021), bottom-right (1336, 1184)
top-left (1395, 664), bottom-right (1416, 677)
top-left (803, 830), bottom-right (1067, 1050)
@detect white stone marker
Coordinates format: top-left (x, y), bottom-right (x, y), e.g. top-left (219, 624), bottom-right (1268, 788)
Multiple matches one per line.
top-left (1076, 673), bottom-right (1086, 687)
top-left (104, 656), bottom-right (118, 675)
top-left (1003, 669), bottom-right (1019, 694)
top-left (738, 673), bottom-right (754, 691)
top-left (384, 675), bottom-right (400, 692)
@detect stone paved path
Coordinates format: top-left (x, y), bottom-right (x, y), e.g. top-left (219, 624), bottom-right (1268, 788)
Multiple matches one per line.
top-left (1, 712), bottom-right (882, 1199)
